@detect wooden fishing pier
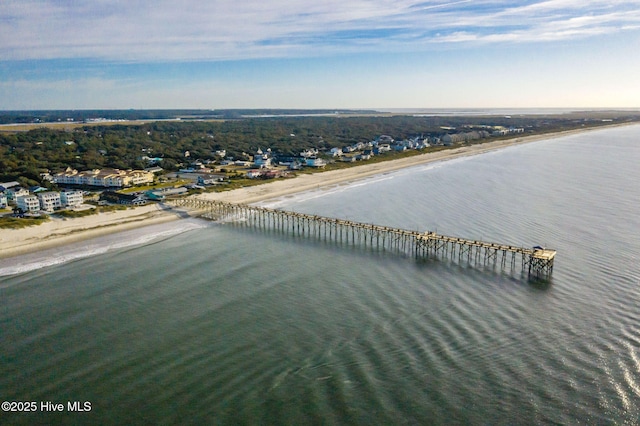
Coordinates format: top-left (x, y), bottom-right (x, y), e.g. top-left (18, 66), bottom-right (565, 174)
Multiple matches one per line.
top-left (168, 198), bottom-right (556, 280)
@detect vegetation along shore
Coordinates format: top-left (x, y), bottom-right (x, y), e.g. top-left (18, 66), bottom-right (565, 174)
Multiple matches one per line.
top-left (1, 110), bottom-right (640, 259)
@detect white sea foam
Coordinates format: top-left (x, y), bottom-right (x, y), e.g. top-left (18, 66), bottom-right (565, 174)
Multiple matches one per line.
top-left (0, 220), bottom-right (207, 278)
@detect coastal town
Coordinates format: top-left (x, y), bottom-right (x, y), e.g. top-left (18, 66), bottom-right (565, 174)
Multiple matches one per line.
top-left (2, 110), bottom-right (640, 254)
top-left (1, 124), bottom-right (528, 223)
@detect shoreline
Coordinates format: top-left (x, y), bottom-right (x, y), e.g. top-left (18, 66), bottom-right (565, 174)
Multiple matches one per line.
top-left (0, 204), bottom-right (183, 259)
top-left (195, 123), bottom-right (632, 205)
top-left (0, 123), bottom-right (635, 260)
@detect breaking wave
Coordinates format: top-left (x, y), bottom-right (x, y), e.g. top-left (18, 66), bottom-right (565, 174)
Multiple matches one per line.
top-left (0, 220), bottom-right (207, 278)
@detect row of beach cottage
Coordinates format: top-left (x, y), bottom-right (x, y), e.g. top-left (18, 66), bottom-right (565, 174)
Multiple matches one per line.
top-left (0, 181), bottom-right (84, 213)
top-left (0, 166), bottom-right (193, 214)
top-left (197, 135), bottom-right (443, 180)
top-left (1, 169), bottom-right (156, 214)
top-left (204, 128), bottom-right (525, 179)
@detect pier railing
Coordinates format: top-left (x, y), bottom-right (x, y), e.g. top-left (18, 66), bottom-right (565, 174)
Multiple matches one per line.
top-left (168, 198), bottom-right (556, 279)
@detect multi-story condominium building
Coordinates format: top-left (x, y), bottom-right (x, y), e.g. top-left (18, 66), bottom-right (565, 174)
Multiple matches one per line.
top-left (37, 191), bottom-right (62, 212)
top-left (54, 168), bottom-right (154, 188)
top-left (6, 187), bottom-right (30, 200)
top-left (60, 190), bottom-right (83, 207)
top-left (128, 170), bottom-right (154, 186)
top-left (16, 195), bottom-right (40, 213)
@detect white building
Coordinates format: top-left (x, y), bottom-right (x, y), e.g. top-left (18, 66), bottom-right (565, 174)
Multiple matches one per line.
top-left (375, 144), bottom-right (391, 154)
top-left (253, 149), bottom-right (272, 168)
top-left (0, 192), bottom-right (7, 208)
top-left (38, 191), bottom-right (62, 212)
top-left (16, 195), bottom-right (40, 213)
top-left (54, 168), bottom-right (154, 188)
top-left (300, 148), bottom-right (318, 158)
top-left (330, 147), bottom-right (343, 157)
top-left (60, 190), bottom-right (83, 207)
top-left (304, 157), bottom-right (327, 168)
top-left (0, 181), bottom-right (20, 191)
top-left (6, 187), bottom-right (30, 200)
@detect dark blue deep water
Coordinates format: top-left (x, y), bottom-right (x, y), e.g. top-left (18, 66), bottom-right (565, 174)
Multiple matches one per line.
top-left (1, 125), bottom-right (639, 425)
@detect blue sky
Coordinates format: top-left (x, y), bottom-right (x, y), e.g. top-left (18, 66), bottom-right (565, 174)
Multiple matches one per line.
top-left (1, 0), bottom-right (639, 109)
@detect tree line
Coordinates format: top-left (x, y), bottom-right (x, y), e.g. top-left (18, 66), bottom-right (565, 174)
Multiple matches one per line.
top-left (2, 112), bottom-right (639, 186)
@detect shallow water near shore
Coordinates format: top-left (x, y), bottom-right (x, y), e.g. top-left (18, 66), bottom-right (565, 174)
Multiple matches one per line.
top-left (0, 220), bottom-right (207, 277)
top-left (1, 125), bottom-right (640, 424)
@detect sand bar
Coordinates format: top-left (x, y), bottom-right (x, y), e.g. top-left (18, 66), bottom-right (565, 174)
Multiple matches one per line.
top-left (0, 124), bottom-right (632, 260)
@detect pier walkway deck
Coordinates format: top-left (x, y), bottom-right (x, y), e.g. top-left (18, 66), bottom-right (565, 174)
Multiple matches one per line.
top-left (168, 198), bottom-right (556, 280)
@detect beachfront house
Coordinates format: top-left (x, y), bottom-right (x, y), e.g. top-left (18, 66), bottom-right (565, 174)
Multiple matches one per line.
top-left (146, 187), bottom-right (188, 201)
top-left (262, 170), bottom-right (288, 179)
top-left (304, 157), bottom-right (327, 168)
top-left (373, 144), bottom-right (391, 154)
top-left (16, 195), bottom-right (40, 213)
top-left (492, 127), bottom-right (524, 136)
top-left (415, 139), bottom-right (430, 149)
top-left (100, 191), bottom-right (147, 206)
top-left (246, 170), bottom-right (263, 179)
top-left (0, 192), bottom-right (7, 208)
top-left (197, 174), bottom-right (225, 185)
top-left (6, 187), bottom-right (30, 201)
top-left (37, 191), bottom-right (62, 212)
top-left (253, 149), bottom-right (273, 168)
top-left (60, 190), bottom-right (84, 207)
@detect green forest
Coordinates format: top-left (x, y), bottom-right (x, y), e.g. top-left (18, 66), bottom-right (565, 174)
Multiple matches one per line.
top-left (2, 112), bottom-right (639, 185)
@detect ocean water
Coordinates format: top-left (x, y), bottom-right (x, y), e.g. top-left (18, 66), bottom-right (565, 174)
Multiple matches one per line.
top-left (1, 125), bottom-right (639, 425)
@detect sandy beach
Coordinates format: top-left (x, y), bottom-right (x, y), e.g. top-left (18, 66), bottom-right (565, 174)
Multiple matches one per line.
top-left (0, 203), bottom-right (184, 259)
top-left (0, 124), bottom-right (627, 259)
top-left (197, 132), bottom-right (556, 205)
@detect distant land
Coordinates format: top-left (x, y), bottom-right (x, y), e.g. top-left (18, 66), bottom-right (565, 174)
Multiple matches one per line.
top-left (0, 109), bottom-right (377, 125)
top-left (2, 108), bottom-right (640, 251)
top-left (2, 108), bottom-right (640, 125)
top-left (1, 108), bottom-right (640, 188)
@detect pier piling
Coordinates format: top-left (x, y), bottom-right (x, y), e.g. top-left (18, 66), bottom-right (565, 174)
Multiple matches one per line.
top-left (168, 198), bottom-right (556, 280)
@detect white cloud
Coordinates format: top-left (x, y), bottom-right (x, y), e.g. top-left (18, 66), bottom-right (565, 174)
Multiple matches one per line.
top-left (1, 0), bottom-right (639, 61)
